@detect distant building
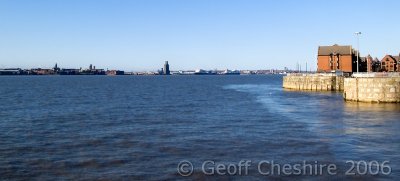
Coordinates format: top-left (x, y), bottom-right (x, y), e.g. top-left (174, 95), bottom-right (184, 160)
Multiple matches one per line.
top-left (317, 44), bottom-right (366, 73)
top-left (60, 69), bottom-right (80, 75)
top-left (106, 70), bottom-right (125, 75)
top-left (31, 68), bottom-right (55, 75)
top-left (163, 61), bottom-right (170, 75)
top-left (80, 64), bottom-right (105, 75)
top-left (381, 54), bottom-right (399, 72)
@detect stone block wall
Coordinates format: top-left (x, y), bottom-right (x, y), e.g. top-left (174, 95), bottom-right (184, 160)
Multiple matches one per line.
top-left (283, 75), bottom-right (344, 91)
top-left (343, 77), bottom-right (400, 103)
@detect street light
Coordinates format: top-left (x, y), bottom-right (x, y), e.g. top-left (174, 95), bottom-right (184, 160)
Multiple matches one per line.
top-left (355, 32), bottom-right (362, 73)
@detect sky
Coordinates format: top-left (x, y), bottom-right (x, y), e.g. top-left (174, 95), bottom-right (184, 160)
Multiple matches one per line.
top-left (0, 0), bottom-right (399, 71)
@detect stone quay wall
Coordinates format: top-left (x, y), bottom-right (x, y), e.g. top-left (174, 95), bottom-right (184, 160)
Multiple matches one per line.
top-left (343, 77), bottom-right (400, 103)
top-left (283, 74), bottom-right (344, 91)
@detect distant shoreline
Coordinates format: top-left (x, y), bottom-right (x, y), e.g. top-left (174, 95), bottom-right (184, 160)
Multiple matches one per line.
top-left (0, 73), bottom-right (288, 76)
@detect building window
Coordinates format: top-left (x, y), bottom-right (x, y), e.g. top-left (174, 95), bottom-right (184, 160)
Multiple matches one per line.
top-left (337, 59), bottom-right (339, 69)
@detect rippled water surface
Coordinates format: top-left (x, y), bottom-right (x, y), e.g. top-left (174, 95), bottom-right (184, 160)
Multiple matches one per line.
top-left (0, 75), bottom-right (399, 180)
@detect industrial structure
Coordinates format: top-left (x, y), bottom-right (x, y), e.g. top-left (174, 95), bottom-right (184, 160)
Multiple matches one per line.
top-left (163, 61), bottom-right (170, 75)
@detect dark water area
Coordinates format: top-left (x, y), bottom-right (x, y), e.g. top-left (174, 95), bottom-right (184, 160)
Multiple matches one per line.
top-left (0, 75), bottom-right (399, 180)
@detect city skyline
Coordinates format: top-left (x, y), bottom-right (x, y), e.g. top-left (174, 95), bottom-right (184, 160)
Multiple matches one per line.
top-left (1, 0), bottom-right (400, 71)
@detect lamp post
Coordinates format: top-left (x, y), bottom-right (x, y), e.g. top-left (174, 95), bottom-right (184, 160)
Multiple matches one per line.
top-left (355, 32), bottom-right (362, 73)
top-left (306, 61), bottom-right (307, 73)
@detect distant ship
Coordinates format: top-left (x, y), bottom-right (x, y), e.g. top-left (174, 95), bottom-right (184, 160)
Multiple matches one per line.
top-left (192, 69), bottom-right (240, 75)
top-left (222, 69), bottom-right (240, 75)
top-left (194, 69), bottom-right (217, 75)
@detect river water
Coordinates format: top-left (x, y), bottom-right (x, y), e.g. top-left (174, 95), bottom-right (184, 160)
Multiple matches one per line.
top-left (0, 75), bottom-right (399, 180)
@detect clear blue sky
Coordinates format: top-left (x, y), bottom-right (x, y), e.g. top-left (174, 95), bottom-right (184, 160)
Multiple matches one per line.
top-left (1, 0), bottom-right (399, 71)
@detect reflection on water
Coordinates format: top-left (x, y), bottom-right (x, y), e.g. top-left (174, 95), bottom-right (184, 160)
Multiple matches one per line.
top-left (344, 101), bottom-right (400, 112)
top-left (226, 80), bottom-right (400, 179)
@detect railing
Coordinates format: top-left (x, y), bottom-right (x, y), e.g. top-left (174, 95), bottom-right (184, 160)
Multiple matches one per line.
top-left (287, 72), bottom-right (346, 77)
top-left (352, 72), bottom-right (400, 78)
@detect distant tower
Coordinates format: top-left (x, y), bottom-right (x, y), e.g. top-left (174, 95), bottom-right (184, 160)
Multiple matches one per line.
top-left (89, 64), bottom-right (93, 70)
top-left (163, 61), bottom-right (170, 75)
top-left (53, 63), bottom-right (60, 73)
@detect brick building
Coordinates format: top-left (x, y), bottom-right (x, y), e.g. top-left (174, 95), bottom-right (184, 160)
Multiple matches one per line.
top-left (363, 55), bottom-right (374, 72)
top-left (381, 54), bottom-right (399, 72)
top-left (317, 44), bottom-right (365, 73)
top-left (371, 57), bottom-right (382, 72)
top-left (31, 68), bottom-right (55, 75)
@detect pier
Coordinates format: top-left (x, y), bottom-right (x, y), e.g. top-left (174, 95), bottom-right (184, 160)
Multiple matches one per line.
top-left (282, 73), bottom-right (344, 91)
top-left (343, 73), bottom-right (400, 103)
top-left (283, 72), bottom-right (400, 103)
